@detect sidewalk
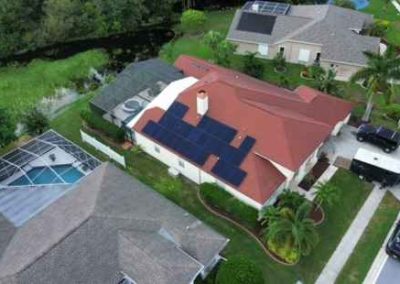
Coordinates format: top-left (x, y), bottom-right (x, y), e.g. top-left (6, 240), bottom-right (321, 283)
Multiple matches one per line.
top-left (315, 186), bottom-right (386, 284)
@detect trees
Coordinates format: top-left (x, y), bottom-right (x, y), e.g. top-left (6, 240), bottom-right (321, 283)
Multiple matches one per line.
top-left (0, 107), bottom-right (16, 147)
top-left (314, 181), bottom-right (340, 209)
top-left (180, 9), bottom-right (206, 33)
top-left (216, 256), bottom-right (264, 284)
top-left (23, 108), bottom-right (49, 135)
top-left (351, 47), bottom-right (400, 121)
top-left (314, 68), bottom-right (342, 97)
top-left (203, 31), bottom-right (236, 67)
top-left (263, 202), bottom-right (319, 257)
top-left (243, 52), bottom-right (264, 79)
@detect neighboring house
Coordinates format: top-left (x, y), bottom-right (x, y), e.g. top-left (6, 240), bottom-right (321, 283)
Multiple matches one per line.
top-left (90, 58), bottom-right (183, 139)
top-left (132, 55), bottom-right (352, 210)
top-left (227, 1), bottom-right (381, 81)
top-left (0, 163), bottom-right (228, 284)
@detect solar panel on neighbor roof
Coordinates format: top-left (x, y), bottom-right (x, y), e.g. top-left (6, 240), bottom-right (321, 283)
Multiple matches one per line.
top-left (244, 1), bottom-right (290, 16)
top-left (237, 12), bottom-right (277, 35)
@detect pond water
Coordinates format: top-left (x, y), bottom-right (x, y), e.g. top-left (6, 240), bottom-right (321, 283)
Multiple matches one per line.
top-left (0, 26), bottom-right (174, 72)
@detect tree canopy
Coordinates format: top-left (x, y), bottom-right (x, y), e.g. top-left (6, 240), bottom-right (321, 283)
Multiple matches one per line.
top-left (0, 0), bottom-right (179, 57)
top-left (0, 107), bottom-right (16, 147)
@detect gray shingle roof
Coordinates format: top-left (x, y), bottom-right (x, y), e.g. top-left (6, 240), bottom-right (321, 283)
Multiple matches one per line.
top-left (91, 58), bottom-right (184, 112)
top-left (227, 3), bottom-right (381, 65)
top-left (0, 163), bottom-right (228, 284)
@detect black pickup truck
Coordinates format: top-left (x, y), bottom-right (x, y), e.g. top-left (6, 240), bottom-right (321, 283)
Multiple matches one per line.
top-left (356, 124), bottom-right (400, 153)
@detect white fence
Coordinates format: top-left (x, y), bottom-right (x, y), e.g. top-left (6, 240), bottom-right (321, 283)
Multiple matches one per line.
top-left (80, 130), bottom-right (126, 167)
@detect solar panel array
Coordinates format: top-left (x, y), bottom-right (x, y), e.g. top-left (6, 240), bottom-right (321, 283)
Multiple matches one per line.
top-left (142, 102), bottom-right (256, 187)
top-left (243, 1), bottom-right (291, 16)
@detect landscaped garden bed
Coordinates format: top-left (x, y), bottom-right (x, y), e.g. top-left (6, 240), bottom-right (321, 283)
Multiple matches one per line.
top-left (298, 156), bottom-right (330, 191)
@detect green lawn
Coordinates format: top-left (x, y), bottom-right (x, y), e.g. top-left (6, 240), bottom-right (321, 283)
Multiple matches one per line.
top-left (362, 0), bottom-right (400, 47)
top-left (48, 95), bottom-right (374, 283)
top-left (336, 192), bottom-right (400, 284)
top-left (0, 50), bottom-right (108, 120)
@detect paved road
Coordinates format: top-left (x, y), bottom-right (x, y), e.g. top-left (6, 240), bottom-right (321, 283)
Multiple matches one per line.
top-left (376, 257), bottom-right (400, 284)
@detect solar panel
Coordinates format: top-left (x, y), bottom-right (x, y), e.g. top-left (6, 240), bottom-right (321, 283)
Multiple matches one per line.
top-left (237, 12), bottom-right (276, 35)
top-left (243, 1), bottom-right (291, 16)
top-left (211, 160), bottom-right (247, 187)
top-left (142, 102), bottom-right (256, 187)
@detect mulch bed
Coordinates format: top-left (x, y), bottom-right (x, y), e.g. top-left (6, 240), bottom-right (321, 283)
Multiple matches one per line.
top-left (310, 204), bottom-right (324, 225)
top-left (298, 158), bottom-right (330, 191)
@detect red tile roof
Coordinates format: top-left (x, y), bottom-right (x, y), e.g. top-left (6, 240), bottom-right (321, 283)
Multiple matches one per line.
top-left (134, 55), bottom-right (352, 205)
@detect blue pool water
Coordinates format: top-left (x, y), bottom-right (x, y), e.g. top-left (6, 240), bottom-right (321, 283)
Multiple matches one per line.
top-left (9, 165), bottom-right (84, 186)
top-left (327, 0), bottom-right (369, 10)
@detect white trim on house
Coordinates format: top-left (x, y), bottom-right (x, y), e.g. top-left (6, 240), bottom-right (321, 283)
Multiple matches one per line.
top-left (126, 77), bottom-right (198, 128)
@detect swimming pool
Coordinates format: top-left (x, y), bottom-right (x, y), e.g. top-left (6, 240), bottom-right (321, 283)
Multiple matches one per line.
top-left (327, 0), bottom-right (369, 10)
top-left (9, 165), bottom-right (84, 186)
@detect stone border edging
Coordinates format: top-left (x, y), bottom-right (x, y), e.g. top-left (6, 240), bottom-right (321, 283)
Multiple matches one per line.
top-left (196, 190), bottom-right (298, 266)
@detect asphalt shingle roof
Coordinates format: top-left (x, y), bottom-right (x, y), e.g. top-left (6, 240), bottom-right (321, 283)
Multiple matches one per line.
top-left (0, 163), bottom-right (228, 284)
top-left (227, 3), bottom-right (380, 66)
top-left (91, 58), bottom-right (184, 112)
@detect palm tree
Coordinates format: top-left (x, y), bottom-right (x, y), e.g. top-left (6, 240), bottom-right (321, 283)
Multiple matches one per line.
top-left (315, 68), bottom-right (341, 97)
top-left (313, 181), bottom-right (340, 209)
top-left (263, 202), bottom-right (319, 256)
top-left (350, 47), bottom-right (400, 121)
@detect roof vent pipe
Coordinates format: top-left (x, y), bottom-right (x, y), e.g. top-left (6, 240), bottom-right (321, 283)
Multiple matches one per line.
top-left (197, 90), bottom-right (208, 116)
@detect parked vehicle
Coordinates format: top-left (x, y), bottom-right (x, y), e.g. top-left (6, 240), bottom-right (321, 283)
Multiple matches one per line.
top-left (386, 221), bottom-right (400, 260)
top-left (356, 124), bottom-right (400, 153)
top-left (350, 148), bottom-right (400, 187)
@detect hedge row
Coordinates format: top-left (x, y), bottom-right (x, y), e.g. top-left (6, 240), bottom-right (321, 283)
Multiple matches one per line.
top-left (80, 109), bottom-right (125, 143)
top-left (200, 183), bottom-right (259, 231)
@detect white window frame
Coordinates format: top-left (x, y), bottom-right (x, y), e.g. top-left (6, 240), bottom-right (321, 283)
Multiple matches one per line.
top-left (298, 48), bottom-right (311, 63)
top-left (258, 44), bottom-right (269, 56)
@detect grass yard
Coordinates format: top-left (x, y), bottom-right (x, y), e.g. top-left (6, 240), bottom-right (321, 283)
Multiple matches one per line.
top-left (49, 96), bottom-right (374, 283)
top-left (362, 0), bottom-right (400, 47)
top-left (0, 50), bottom-right (108, 120)
top-left (336, 192), bottom-right (400, 284)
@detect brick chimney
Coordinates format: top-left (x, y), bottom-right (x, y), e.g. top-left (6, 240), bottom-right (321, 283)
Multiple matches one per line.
top-left (197, 90), bottom-right (208, 116)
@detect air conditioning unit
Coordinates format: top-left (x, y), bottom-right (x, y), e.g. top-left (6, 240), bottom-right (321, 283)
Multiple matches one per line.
top-left (168, 167), bottom-right (180, 178)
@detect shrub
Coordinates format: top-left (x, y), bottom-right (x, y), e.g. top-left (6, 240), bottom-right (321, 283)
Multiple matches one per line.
top-left (23, 107), bottom-right (49, 135)
top-left (366, 20), bottom-right (390, 37)
top-left (154, 177), bottom-right (182, 197)
top-left (80, 109), bottom-right (125, 142)
top-left (383, 104), bottom-right (400, 121)
top-left (0, 107), bottom-right (16, 147)
top-left (200, 183), bottom-right (259, 230)
top-left (267, 239), bottom-right (300, 264)
top-left (216, 256), bottom-right (264, 284)
top-left (180, 9), bottom-right (207, 34)
top-left (334, 0), bottom-right (356, 9)
top-left (272, 51), bottom-right (287, 72)
top-left (243, 52), bottom-right (264, 79)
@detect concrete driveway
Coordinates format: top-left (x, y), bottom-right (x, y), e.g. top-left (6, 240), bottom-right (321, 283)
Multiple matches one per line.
top-left (321, 125), bottom-right (400, 162)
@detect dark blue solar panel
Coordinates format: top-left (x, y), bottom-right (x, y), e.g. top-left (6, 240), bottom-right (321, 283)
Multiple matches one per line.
top-left (167, 102), bottom-right (188, 118)
top-left (239, 136), bottom-right (256, 152)
top-left (198, 116), bottom-right (237, 143)
top-left (211, 160), bottom-right (247, 187)
top-left (142, 102), bottom-right (255, 187)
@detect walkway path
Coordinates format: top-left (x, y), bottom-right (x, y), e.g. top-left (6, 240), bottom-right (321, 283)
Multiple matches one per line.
top-left (315, 186), bottom-right (386, 284)
top-left (391, 0), bottom-right (400, 13)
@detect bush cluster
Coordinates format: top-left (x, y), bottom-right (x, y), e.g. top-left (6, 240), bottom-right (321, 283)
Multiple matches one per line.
top-left (216, 256), bottom-right (264, 284)
top-left (80, 109), bottom-right (125, 143)
top-left (200, 183), bottom-right (259, 230)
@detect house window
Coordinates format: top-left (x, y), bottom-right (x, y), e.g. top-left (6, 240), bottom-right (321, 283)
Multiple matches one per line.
top-left (298, 49), bottom-right (310, 63)
top-left (258, 44), bottom-right (269, 56)
top-left (178, 160), bottom-right (185, 168)
top-left (154, 146), bottom-right (160, 153)
top-left (279, 46), bottom-right (285, 54)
